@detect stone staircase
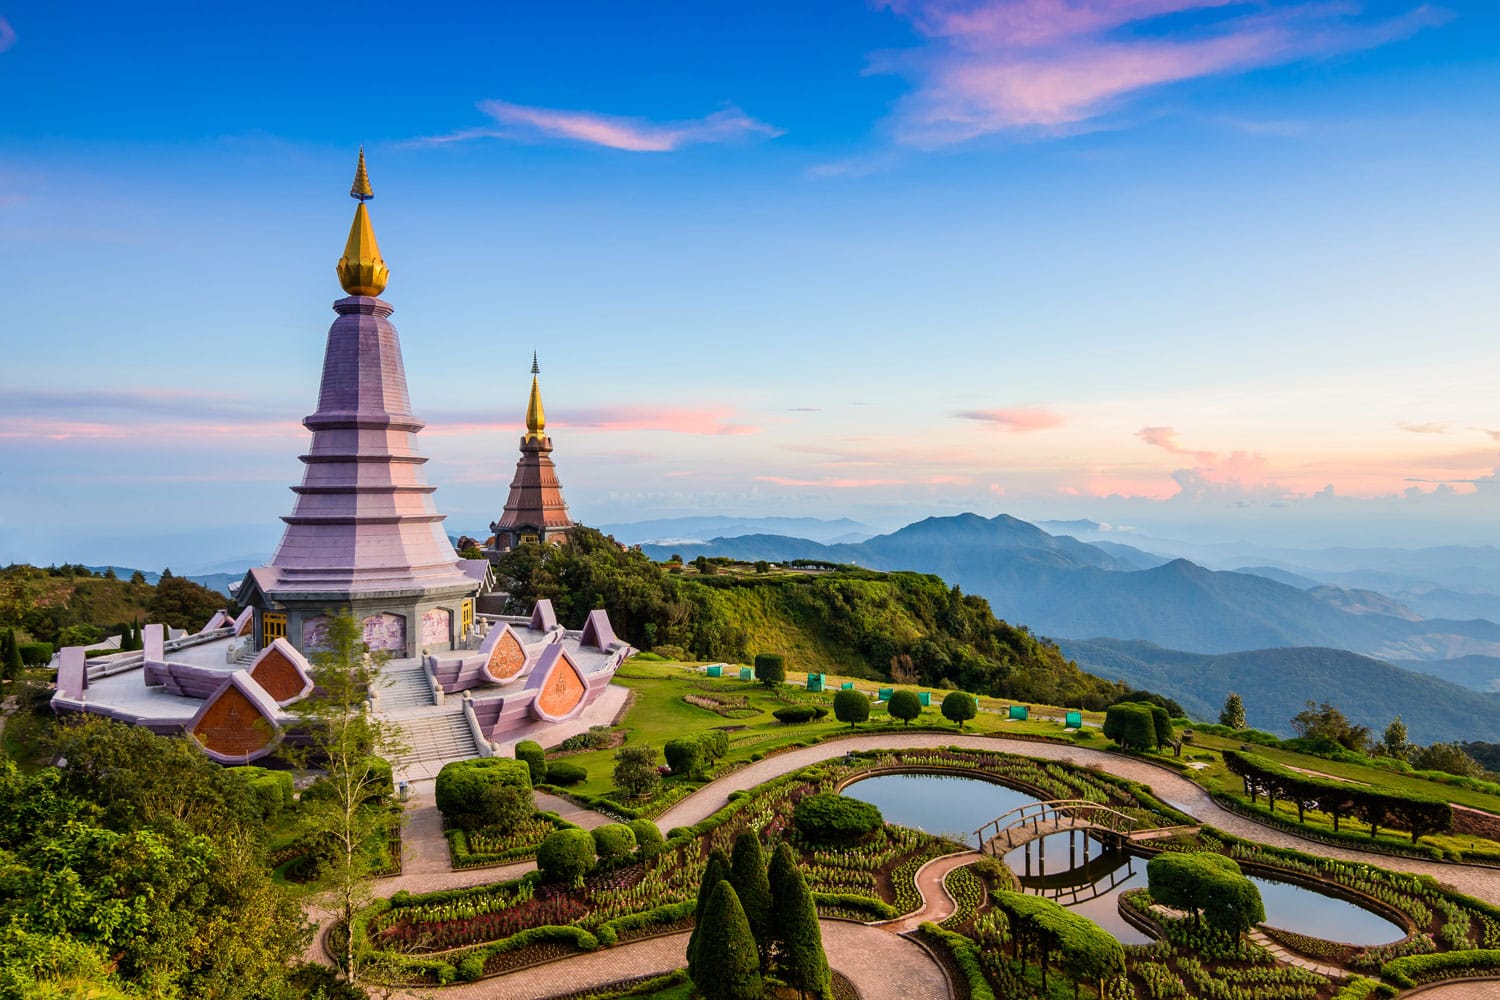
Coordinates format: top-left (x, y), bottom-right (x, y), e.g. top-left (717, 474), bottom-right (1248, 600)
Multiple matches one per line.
top-left (393, 709), bottom-right (479, 766)
top-left (378, 665), bottom-right (436, 711)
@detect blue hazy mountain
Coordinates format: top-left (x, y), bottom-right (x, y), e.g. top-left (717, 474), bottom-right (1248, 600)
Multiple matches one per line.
top-left (639, 513), bottom-right (1500, 661)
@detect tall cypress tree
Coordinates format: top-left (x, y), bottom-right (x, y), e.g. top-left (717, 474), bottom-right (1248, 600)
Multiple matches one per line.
top-left (693, 881), bottom-right (763, 1000)
top-left (770, 842), bottom-right (830, 999)
top-left (729, 830), bottom-right (773, 967)
top-left (2, 628), bottom-right (21, 682)
top-left (687, 849), bottom-right (730, 982)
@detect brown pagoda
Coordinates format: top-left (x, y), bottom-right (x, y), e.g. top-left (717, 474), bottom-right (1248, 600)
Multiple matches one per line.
top-left (488, 355), bottom-right (575, 555)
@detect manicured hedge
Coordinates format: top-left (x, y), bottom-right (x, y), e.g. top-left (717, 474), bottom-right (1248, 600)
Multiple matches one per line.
top-left (991, 890), bottom-right (1125, 988)
top-left (435, 758), bottom-right (533, 832)
top-left (1382, 949), bottom-right (1500, 988)
top-left (514, 740), bottom-right (546, 784)
top-left (773, 706), bottom-right (818, 724)
top-left (792, 792), bottom-right (882, 843)
top-left (1103, 702), bottom-right (1159, 751)
top-left (628, 819), bottom-right (664, 857)
top-left (592, 823), bottom-right (638, 862)
top-left (663, 730), bottom-right (729, 777)
top-left (1331, 977), bottom-right (1393, 1000)
top-left (1224, 749), bottom-right (1453, 842)
top-left (545, 761), bottom-right (587, 786)
top-left (237, 766), bottom-right (293, 823)
top-left (18, 642), bottom-right (53, 667)
top-left (1146, 851), bottom-right (1263, 936)
top-left (919, 922), bottom-right (996, 1000)
top-left (594, 899), bottom-right (696, 946)
top-left (813, 892), bottom-right (897, 920)
top-left (538, 827), bottom-right (596, 885)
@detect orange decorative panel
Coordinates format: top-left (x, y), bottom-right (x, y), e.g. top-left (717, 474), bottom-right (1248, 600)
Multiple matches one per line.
top-left (251, 647), bottom-right (305, 702)
top-left (537, 659), bottom-right (585, 718)
top-left (484, 630), bottom-right (526, 682)
top-left (194, 686), bottom-right (275, 758)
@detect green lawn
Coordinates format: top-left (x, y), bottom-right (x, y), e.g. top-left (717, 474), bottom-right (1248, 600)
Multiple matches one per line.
top-left (1185, 730), bottom-right (1500, 815)
top-left (547, 659), bottom-right (1106, 801)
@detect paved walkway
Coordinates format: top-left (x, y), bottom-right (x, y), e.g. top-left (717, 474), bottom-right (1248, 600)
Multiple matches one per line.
top-left (654, 733), bottom-right (1500, 906)
top-left (881, 851), bottom-right (980, 933)
top-left (1405, 980), bottom-right (1500, 998)
top-left (1247, 928), bottom-right (1346, 979)
top-left (383, 921), bottom-right (948, 1000)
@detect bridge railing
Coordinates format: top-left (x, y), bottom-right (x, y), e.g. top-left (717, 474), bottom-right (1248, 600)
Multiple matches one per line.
top-left (973, 798), bottom-right (1142, 849)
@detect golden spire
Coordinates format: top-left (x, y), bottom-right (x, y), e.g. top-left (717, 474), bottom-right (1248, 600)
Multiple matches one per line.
top-left (336, 147), bottom-right (389, 296)
top-left (525, 353), bottom-right (546, 442)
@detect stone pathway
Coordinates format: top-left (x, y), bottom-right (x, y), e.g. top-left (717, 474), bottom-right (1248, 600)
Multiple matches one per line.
top-left (1405, 979), bottom-right (1500, 998)
top-left (1246, 928), bottom-right (1347, 979)
top-left (654, 732), bottom-right (1500, 906)
top-left (880, 850), bottom-right (980, 933)
top-left (382, 921), bottom-right (948, 1000)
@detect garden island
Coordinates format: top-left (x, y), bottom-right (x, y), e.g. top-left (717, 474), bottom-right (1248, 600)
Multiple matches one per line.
top-left (4, 157), bottom-right (1500, 1000)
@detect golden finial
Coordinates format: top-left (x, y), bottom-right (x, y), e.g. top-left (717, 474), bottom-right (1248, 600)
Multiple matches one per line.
top-left (525, 354), bottom-right (546, 441)
top-left (336, 148), bottom-right (389, 296)
top-left (351, 146), bottom-right (373, 201)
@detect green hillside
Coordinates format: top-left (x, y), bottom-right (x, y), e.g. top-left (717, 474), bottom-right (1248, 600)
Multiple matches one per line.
top-left (0, 564), bottom-right (231, 647)
top-left (494, 528), bottom-right (1129, 708)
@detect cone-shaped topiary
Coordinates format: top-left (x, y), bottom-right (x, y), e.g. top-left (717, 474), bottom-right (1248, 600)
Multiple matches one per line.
top-left (687, 849), bottom-right (730, 981)
top-left (730, 830), bottom-right (773, 967)
top-left (692, 880), bottom-right (764, 1000)
top-left (770, 842), bottom-right (830, 999)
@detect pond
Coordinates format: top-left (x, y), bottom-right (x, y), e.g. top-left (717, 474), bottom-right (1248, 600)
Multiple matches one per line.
top-left (840, 771), bottom-right (1042, 843)
top-left (841, 770), bottom-right (1407, 947)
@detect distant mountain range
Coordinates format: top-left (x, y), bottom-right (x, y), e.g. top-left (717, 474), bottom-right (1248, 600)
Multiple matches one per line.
top-left (1054, 639), bottom-right (1500, 744)
top-left (638, 513), bottom-right (1500, 662)
top-left (596, 515), bottom-right (875, 546)
top-left (88, 566), bottom-right (239, 597)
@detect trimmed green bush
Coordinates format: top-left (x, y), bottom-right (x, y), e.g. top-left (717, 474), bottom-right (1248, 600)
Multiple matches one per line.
top-left (514, 740), bottom-right (546, 785)
top-left (1103, 702), bottom-right (1158, 750)
top-left (887, 689), bottom-right (922, 725)
top-left (1382, 949), bottom-right (1500, 988)
top-left (941, 690), bottom-right (978, 729)
top-left (772, 705), bottom-right (818, 724)
top-left (435, 758), bottom-right (533, 832)
top-left (1147, 851), bottom-right (1264, 936)
top-left (687, 850), bottom-right (731, 981)
top-left (792, 792), bottom-right (882, 843)
top-left (536, 827), bottom-right (595, 886)
top-left (919, 922), bottom-right (996, 1000)
top-left (729, 831), bottom-right (772, 965)
top-left (18, 642), bottom-right (54, 667)
top-left (544, 760), bottom-right (587, 786)
top-left (628, 818), bottom-right (664, 857)
top-left (753, 652), bottom-right (785, 688)
top-left (692, 881), bottom-right (762, 1000)
top-left (591, 822), bottom-right (637, 862)
top-left (832, 689), bottom-right (870, 729)
top-left (237, 766), bottom-right (293, 823)
top-left (771, 842), bottom-right (831, 996)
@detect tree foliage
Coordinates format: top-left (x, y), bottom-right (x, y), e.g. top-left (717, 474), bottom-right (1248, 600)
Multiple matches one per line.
top-left (769, 842), bottom-right (830, 998)
top-left (942, 690), bottom-right (978, 729)
top-left (1147, 852), bottom-right (1265, 937)
top-left (1411, 741), bottom-right (1484, 778)
top-left (1290, 700), bottom-right (1371, 754)
top-left (612, 744), bottom-right (661, 799)
top-left (729, 831), bottom-right (773, 968)
top-left (833, 689), bottom-right (871, 728)
top-left (1220, 692), bottom-right (1246, 729)
top-left (692, 881), bottom-right (763, 1000)
top-left (753, 652), bottom-right (785, 689)
top-left (1103, 702), bottom-right (1158, 751)
top-left (434, 758), bottom-right (533, 832)
top-left (887, 689), bottom-right (922, 725)
top-left (537, 828), bottom-right (596, 886)
top-left (686, 850), bottom-right (730, 982)
top-left (792, 792), bottom-right (883, 843)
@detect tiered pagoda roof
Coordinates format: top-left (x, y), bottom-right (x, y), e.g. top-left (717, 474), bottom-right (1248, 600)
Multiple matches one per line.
top-left (489, 355), bottom-right (575, 552)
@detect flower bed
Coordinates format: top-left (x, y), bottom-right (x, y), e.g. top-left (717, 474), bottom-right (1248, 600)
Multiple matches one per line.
top-left (448, 811), bottom-right (578, 869)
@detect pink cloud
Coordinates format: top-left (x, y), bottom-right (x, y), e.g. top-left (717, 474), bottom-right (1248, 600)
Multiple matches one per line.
top-left (955, 406), bottom-right (1063, 432)
top-left (415, 101), bottom-right (783, 152)
top-left (875, 0), bottom-right (1445, 145)
top-left (755, 476), bottom-right (906, 488)
top-left (1135, 425), bottom-right (1216, 464)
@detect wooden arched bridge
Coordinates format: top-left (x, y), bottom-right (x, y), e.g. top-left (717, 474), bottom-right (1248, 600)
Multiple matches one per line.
top-left (972, 799), bottom-right (1198, 856)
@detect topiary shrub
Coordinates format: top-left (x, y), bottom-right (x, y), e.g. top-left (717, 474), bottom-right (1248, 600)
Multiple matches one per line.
top-left (754, 652), bottom-right (785, 689)
top-left (538, 827), bottom-right (596, 885)
top-left (792, 792), bottom-right (883, 844)
top-left (942, 691), bottom-right (978, 729)
top-left (664, 736), bottom-right (706, 777)
top-left (1147, 851), bottom-right (1264, 936)
top-left (18, 642), bottom-right (53, 667)
top-left (435, 757), bottom-right (534, 832)
top-left (773, 706), bottom-right (817, 724)
top-left (544, 760), bottom-right (587, 786)
top-left (514, 740), bottom-right (546, 785)
top-left (833, 689), bottom-right (870, 729)
top-left (592, 822), bottom-right (638, 862)
top-left (629, 818), bottom-right (664, 858)
top-left (456, 953), bottom-right (485, 982)
top-left (238, 766), bottom-right (294, 824)
top-left (887, 689), bottom-right (922, 725)
top-left (1104, 702), bottom-right (1159, 751)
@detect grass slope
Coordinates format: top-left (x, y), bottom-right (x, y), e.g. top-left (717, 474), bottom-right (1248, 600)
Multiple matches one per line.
top-left (1060, 638), bottom-right (1500, 744)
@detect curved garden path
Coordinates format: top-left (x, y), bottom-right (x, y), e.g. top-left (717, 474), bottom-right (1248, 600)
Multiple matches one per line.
top-left (879, 850), bottom-right (980, 933)
top-left (382, 922), bottom-right (947, 1000)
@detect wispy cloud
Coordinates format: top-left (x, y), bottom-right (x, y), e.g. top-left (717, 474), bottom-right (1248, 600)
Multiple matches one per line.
top-left (955, 406), bottom-right (1063, 432)
top-left (0, 18), bottom-right (15, 53)
top-left (1135, 425), bottom-right (1216, 464)
top-left (425, 404), bottom-right (760, 437)
top-left (413, 101), bottom-right (783, 152)
top-left (873, 0), bottom-right (1447, 146)
top-left (1399, 421), bottom-right (1451, 434)
top-left (755, 475), bottom-right (906, 488)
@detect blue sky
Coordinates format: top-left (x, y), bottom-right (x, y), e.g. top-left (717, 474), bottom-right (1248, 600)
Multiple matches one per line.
top-left (4, 1), bottom-right (1500, 569)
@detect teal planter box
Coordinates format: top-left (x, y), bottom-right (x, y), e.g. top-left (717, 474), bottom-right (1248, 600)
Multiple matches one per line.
top-left (739, 667), bottom-right (753, 681)
top-left (1008, 705), bottom-right (1029, 721)
top-left (918, 691), bottom-right (931, 707)
top-left (878, 688), bottom-right (894, 702)
top-left (806, 673), bottom-right (825, 693)
top-left (706, 665), bottom-right (722, 678)
top-left (1065, 710), bottom-right (1083, 728)
top-left (841, 682), bottom-right (854, 691)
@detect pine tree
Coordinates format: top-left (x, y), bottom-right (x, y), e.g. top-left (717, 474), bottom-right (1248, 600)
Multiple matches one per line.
top-left (1219, 692), bottom-right (1246, 730)
top-left (2, 629), bottom-right (20, 682)
top-left (729, 830), bottom-right (773, 968)
top-left (693, 881), bottom-right (763, 1000)
top-left (687, 849), bottom-right (730, 981)
top-left (770, 842), bottom-right (830, 999)
top-left (1382, 716), bottom-right (1410, 761)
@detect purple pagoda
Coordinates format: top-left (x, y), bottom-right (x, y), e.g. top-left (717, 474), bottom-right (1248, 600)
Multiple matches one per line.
top-left (238, 151), bottom-right (488, 657)
top-left (487, 353), bottom-right (576, 555)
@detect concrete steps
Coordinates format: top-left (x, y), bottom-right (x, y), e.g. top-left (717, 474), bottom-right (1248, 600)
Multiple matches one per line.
top-left (379, 666), bottom-right (436, 711)
top-left (394, 710), bottom-right (477, 765)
